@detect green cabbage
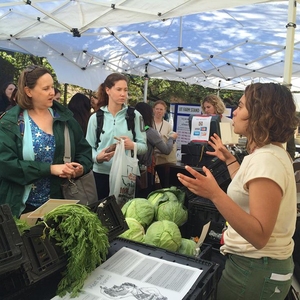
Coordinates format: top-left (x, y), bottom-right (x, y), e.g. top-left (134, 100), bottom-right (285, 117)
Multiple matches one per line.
top-left (121, 198), bottom-right (155, 227)
top-left (119, 218), bottom-right (145, 242)
top-left (177, 238), bottom-right (197, 257)
top-left (147, 191), bottom-right (168, 206)
top-left (147, 187), bottom-right (185, 205)
top-left (144, 220), bottom-right (182, 252)
top-left (156, 200), bottom-right (188, 226)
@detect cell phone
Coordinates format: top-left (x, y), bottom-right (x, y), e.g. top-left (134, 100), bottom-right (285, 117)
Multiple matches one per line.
top-left (105, 143), bottom-right (117, 153)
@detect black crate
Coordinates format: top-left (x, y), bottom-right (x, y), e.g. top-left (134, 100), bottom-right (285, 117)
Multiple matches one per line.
top-left (21, 223), bottom-right (67, 285)
top-left (0, 267), bottom-right (62, 300)
top-left (155, 158), bottom-right (230, 193)
top-left (0, 204), bottom-right (29, 275)
top-left (186, 197), bottom-right (226, 248)
top-left (109, 238), bottom-right (219, 300)
top-left (90, 195), bottom-right (128, 241)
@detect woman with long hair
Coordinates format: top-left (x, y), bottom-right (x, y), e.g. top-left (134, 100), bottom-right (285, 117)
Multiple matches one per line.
top-left (86, 73), bottom-right (147, 201)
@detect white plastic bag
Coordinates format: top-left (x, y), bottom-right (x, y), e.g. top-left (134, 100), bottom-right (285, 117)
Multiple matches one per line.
top-left (109, 139), bottom-right (140, 207)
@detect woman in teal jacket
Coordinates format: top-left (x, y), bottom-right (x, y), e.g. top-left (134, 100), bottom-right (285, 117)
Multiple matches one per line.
top-left (86, 73), bottom-right (147, 200)
top-left (0, 65), bottom-right (93, 217)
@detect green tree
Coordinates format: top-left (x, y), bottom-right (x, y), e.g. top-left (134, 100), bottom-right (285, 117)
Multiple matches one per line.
top-left (0, 51), bottom-right (243, 108)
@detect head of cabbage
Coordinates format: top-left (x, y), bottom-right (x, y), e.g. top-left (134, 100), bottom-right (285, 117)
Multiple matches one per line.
top-left (121, 198), bottom-right (155, 228)
top-left (144, 220), bottom-right (182, 252)
top-left (155, 200), bottom-right (188, 227)
top-left (119, 218), bottom-right (145, 242)
top-left (177, 238), bottom-right (197, 257)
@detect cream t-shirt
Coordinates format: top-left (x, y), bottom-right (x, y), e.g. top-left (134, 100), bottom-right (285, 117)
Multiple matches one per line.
top-left (221, 144), bottom-right (297, 259)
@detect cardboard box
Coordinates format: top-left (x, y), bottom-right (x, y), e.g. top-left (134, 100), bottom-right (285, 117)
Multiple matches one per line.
top-left (20, 199), bottom-right (79, 226)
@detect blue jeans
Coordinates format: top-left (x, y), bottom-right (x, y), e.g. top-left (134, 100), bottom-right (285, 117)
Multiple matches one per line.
top-left (217, 254), bottom-right (294, 300)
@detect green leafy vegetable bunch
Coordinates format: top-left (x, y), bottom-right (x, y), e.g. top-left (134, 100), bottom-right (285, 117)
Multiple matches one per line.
top-left (43, 204), bottom-right (109, 298)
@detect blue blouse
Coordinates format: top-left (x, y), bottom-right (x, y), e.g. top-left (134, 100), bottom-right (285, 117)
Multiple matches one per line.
top-left (26, 117), bottom-right (55, 207)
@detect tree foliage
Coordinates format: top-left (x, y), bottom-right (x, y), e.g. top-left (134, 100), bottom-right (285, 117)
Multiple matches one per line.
top-left (127, 75), bottom-right (243, 108)
top-left (0, 51), bottom-right (243, 107)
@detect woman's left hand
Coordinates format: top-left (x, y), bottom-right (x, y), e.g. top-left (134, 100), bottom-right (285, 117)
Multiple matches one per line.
top-left (65, 162), bottom-right (84, 178)
top-left (177, 165), bottom-right (221, 200)
top-left (119, 136), bottom-right (134, 150)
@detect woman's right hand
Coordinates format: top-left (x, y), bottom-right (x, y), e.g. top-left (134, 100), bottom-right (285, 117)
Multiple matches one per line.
top-left (96, 148), bottom-right (115, 163)
top-left (168, 131), bottom-right (178, 140)
top-left (206, 133), bottom-right (235, 162)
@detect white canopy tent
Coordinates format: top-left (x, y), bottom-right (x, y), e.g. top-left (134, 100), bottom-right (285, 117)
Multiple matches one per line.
top-left (0, 0), bottom-right (299, 91)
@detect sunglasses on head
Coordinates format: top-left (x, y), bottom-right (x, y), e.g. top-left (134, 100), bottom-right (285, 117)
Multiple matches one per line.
top-left (24, 65), bottom-right (40, 86)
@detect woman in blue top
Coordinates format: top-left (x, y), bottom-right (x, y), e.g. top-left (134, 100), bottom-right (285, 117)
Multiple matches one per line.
top-left (0, 65), bottom-right (93, 217)
top-left (86, 73), bottom-right (147, 201)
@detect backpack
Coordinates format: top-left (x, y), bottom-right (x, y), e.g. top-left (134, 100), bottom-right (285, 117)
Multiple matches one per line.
top-left (95, 106), bottom-right (136, 148)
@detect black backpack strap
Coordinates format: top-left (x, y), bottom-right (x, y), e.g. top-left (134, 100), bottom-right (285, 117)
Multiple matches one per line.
top-left (126, 106), bottom-right (136, 142)
top-left (95, 109), bottom-right (104, 148)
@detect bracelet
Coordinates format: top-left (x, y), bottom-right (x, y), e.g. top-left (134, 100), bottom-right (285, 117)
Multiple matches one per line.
top-left (226, 159), bottom-right (237, 167)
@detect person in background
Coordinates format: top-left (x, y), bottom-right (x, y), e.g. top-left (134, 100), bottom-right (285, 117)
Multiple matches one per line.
top-left (6, 86), bottom-right (18, 111)
top-left (135, 102), bottom-right (177, 197)
top-left (0, 82), bottom-right (16, 114)
top-left (0, 65), bottom-right (93, 217)
top-left (152, 100), bottom-right (178, 185)
top-left (53, 87), bottom-right (61, 102)
top-left (201, 94), bottom-right (233, 124)
top-left (177, 83), bottom-right (297, 300)
top-left (90, 94), bottom-right (100, 113)
top-left (86, 73), bottom-right (147, 201)
top-left (68, 92), bottom-right (91, 135)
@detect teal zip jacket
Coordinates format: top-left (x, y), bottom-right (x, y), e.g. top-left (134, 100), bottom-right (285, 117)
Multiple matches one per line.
top-left (0, 101), bottom-right (93, 217)
top-left (86, 105), bottom-right (147, 175)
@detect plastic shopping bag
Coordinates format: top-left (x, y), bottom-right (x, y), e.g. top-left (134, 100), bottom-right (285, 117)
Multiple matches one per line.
top-left (109, 139), bottom-right (140, 207)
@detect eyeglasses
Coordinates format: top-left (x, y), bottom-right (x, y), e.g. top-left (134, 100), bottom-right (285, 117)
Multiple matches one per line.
top-left (24, 65), bottom-right (40, 86)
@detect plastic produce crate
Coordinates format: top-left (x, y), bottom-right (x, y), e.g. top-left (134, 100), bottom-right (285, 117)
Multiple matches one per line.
top-left (186, 197), bottom-right (226, 248)
top-left (0, 204), bottom-right (29, 275)
top-left (109, 237), bottom-right (219, 300)
top-left (21, 223), bottom-right (67, 284)
top-left (89, 195), bottom-right (129, 241)
top-left (0, 267), bottom-right (62, 300)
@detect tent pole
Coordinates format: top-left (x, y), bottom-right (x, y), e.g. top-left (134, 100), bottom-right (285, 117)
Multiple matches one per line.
top-left (143, 76), bottom-right (149, 102)
top-left (283, 0), bottom-right (297, 88)
top-left (63, 83), bottom-right (68, 106)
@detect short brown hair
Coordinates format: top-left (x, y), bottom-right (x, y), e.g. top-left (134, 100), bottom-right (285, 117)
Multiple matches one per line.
top-left (244, 83), bottom-right (298, 149)
top-left (153, 100), bottom-right (167, 110)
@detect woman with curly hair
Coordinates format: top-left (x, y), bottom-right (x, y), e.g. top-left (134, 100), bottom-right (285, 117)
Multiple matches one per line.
top-left (178, 83), bottom-right (298, 300)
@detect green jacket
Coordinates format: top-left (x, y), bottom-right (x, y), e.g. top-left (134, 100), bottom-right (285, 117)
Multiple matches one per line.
top-left (0, 101), bottom-right (93, 217)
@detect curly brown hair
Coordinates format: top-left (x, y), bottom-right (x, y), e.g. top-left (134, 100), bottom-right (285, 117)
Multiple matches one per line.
top-left (244, 83), bottom-right (298, 150)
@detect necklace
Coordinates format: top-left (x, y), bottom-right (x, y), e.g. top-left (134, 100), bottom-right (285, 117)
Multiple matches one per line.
top-left (154, 121), bottom-right (163, 133)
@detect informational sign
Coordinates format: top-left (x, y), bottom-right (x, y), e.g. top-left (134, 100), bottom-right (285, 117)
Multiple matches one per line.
top-left (170, 104), bottom-right (202, 150)
top-left (190, 116), bottom-right (211, 142)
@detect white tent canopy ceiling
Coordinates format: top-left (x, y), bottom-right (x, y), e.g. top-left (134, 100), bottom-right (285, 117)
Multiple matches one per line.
top-left (0, 0), bottom-right (300, 91)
